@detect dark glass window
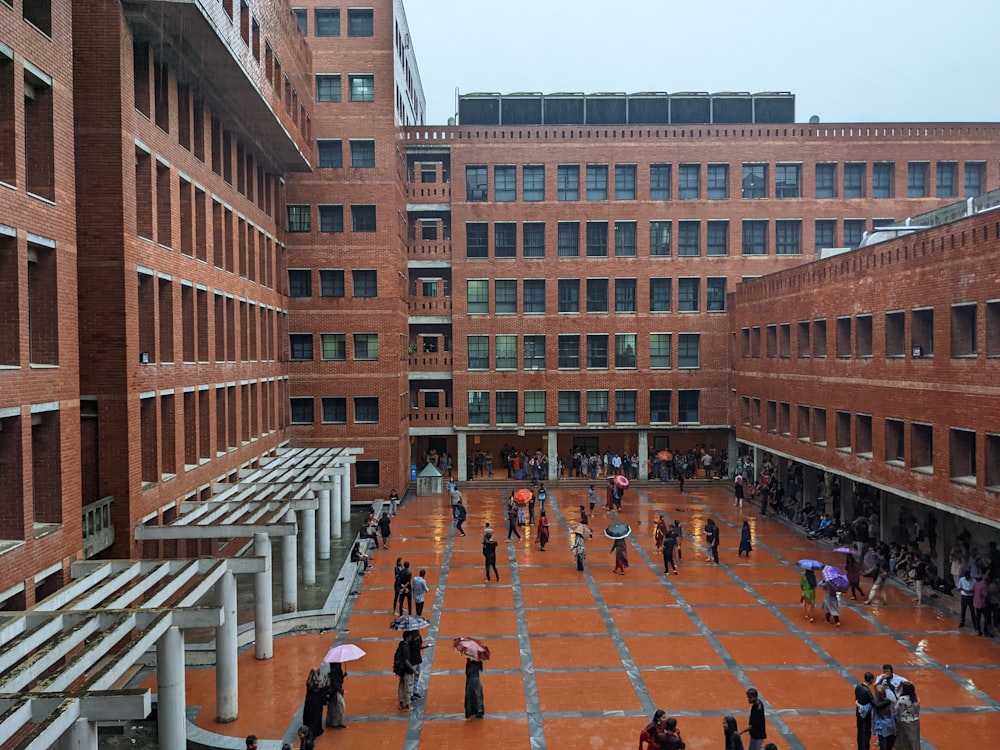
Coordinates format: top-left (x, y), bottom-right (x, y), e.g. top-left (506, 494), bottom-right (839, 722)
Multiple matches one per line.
top-left (347, 8), bottom-right (374, 36)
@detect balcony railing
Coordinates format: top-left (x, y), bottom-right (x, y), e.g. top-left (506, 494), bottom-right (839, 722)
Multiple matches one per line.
top-left (406, 183), bottom-right (452, 202)
top-left (408, 297), bottom-right (452, 314)
top-left (408, 353), bottom-right (452, 371)
top-left (407, 240), bottom-right (452, 260)
top-left (409, 407), bottom-right (454, 424)
top-left (83, 495), bottom-right (115, 558)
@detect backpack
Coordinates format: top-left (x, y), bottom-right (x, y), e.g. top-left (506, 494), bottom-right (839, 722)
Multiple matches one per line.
top-left (392, 644), bottom-right (407, 675)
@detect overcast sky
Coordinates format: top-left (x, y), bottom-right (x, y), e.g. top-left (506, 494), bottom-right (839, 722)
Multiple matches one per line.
top-left (403, 0), bottom-right (999, 126)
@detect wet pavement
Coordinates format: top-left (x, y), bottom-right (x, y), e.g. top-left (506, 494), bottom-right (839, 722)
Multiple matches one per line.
top-left (175, 484), bottom-right (1000, 749)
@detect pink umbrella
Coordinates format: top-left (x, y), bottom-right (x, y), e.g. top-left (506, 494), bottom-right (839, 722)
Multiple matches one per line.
top-left (323, 644), bottom-right (366, 663)
top-left (613, 475), bottom-right (630, 489)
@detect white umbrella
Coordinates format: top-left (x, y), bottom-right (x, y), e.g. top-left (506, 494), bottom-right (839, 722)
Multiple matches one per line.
top-left (323, 643), bottom-right (366, 663)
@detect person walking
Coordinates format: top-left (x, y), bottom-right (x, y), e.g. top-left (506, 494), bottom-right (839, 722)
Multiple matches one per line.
top-left (392, 633), bottom-right (416, 712)
top-left (871, 683), bottom-right (897, 750)
top-left (662, 527), bottom-right (679, 575)
top-left (611, 537), bottom-right (629, 575)
top-left (587, 485), bottom-right (598, 516)
top-left (527, 490), bottom-right (536, 525)
top-left (855, 671), bottom-right (875, 750)
top-left (324, 662), bottom-right (347, 729)
top-left (654, 515), bottom-right (668, 551)
top-left (412, 569), bottom-right (429, 617)
top-left (407, 629), bottom-right (425, 702)
top-left (483, 527), bottom-right (500, 582)
top-left (639, 709), bottom-right (667, 750)
top-left (845, 554), bottom-right (865, 600)
top-left (894, 682), bottom-right (920, 750)
top-left (452, 496), bottom-right (467, 536)
top-left (677, 470), bottom-right (686, 494)
top-left (705, 518), bottom-right (720, 564)
top-left (536, 512), bottom-right (550, 551)
top-left (537, 484), bottom-right (547, 513)
top-left (579, 505), bottom-right (589, 526)
top-left (672, 520), bottom-right (683, 561)
top-left (301, 668), bottom-right (329, 739)
top-left (396, 561), bottom-right (413, 616)
top-left (800, 567), bottom-right (817, 622)
top-left (506, 502), bottom-right (521, 540)
top-left (865, 563), bottom-right (889, 607)
top-left (378, 512), bottom-right (392, 549)
top-left (821, 580), bottom-right (842, 627)
top-left (724, 715), bottom-right (745, 750)
top-left (738, 520), bottom-right (753, 558)
top-left (958, 568), bottom-right (976, 627)
top-left (463, 657), bottom-right (485, 719)
top-left (572, 532), bottom-right (586, 571)
top-left (391, 557), bottom-right (404, 612)
top-left (740, 688), bottom-right (767, 750)
top-left (734, 474), bottom-right (745, 508)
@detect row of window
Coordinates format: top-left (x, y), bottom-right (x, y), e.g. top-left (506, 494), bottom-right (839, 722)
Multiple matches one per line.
top-left (464, 389), bottom-right (701, 426)
top-left (288, 269), bottom-right (376, 298)
top-left (742, 301), bottom-right (1000, 360)
top-left (466, 333), bottom-right (700, 370)
top-left (1, 45), bottom-right (55, 199)
top-left (289, 333), bottom-right (378, 361)
top-left (287, 203), bottom-right (376, 233)
top-left (292, 7), bottom-right (374, 37)
top-left (315, 73), bottom-right (376, 103)
top-left (316, 139), bottom-right (374, 168)
top-left (465, 161), bottom-right (988, 203)
top-left (291, 395), bottom-right (379, 424)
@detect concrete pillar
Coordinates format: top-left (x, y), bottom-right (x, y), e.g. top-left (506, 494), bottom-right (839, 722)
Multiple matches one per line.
top-left (317, 488), bottom-right (331, 560)
top-left (727, 431), bottom-right (738, 479)
top-left (58, 718), bottom-right (97, 750)
top-left (281, 509), bottom-right (298, 613)
top-left (547, 429), bottom-right (558, 481)
top-left (802, 464), bottom-right (818, 507)
top-left (215, 569), bottom-right (238, 722)
top-left (331, 473), bottom-right (343, 537)
top-left (638, 431), bottom-right (649, 480)
top-left (156, 626), bottom-right (186, 750)
top-left (253, 532), bottom-right (273, 659)
top-left (340, 466), bottom-right (352, 520)
top-left (879, 490), bottom-right (889, 545)
top-left (301, 506), bottom-right (317, 586)
top-left (751, 446), bottom-right (762, 482)
top-left (777, 459), bottom-right (789, 492)
top-left (456, 435), bottom-right (468, 482)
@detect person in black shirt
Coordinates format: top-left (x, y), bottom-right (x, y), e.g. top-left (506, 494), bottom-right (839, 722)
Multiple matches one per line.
top-left (740, 687), bottom-right (767, 750)
top-left (483, 527), bottom-right (500, 582)
top-left (396, 561), bottom-right (413, 615)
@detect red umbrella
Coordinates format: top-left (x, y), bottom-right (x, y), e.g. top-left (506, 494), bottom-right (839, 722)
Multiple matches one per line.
top-left (613, 475), bottom-right (630, 489)
top-left (453, 636), bottom-right (490, 661)
top-left (656, 450), bottom-right (673, 461)
top-left (513, 488), bottom-right (532, 504)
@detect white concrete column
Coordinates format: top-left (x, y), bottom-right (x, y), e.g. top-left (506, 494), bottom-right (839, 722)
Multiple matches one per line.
top-left (301, 506), bottom-right (317, 586)
top-left (253, 532), bottom-right (273, 659)
top-left (638, 431), bottom-right (649, 480)
top-left (156, 626), bottom-right (186, 750)
top-left (215, 569), bottom-right (238, 722)
top-left (340, 465), bottom-right (352, 519)
top-left (802, 464), bottom-right (818, 507)
top-left (281, 509), bottom-right (298, 613)
top-left (456, 435), bottom-right (467, 482)
top-left (331, 473), bottom-right (343, 537)
top-left (547, 429), bottom-right (558, 481)
top-left (752, 446), bottom-right (762, 482)
top-left (727, 431), bottom-right (738, 478)
top-left (317, 488), bottom-right (331, 560)
top-left (58, 718), bottom-right (97, 750)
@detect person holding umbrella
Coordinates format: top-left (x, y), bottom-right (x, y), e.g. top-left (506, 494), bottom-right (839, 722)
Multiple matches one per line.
top-left (536, 511), bottom-right (550, 551)
top-left (845, 553), bottom-right (865, 600)
top-left (607, 523), bottom-right (632, 575)
top-left (454, 637), bottom-right (490, 719)
top-left (799, 560), bottom-right (820, 622)
top-left (572, 531), bottom-right (587, 571)
top-left (321, 644), bottom-right (365, 730)
top-left (820, 564), bottom-right (848, 627)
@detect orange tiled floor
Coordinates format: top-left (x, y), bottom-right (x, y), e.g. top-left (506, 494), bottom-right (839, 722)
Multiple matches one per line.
top-left (175, 483), bottom-right (1000, 749)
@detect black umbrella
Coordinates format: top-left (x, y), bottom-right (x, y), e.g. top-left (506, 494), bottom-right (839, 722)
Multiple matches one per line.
top-left (604, 523), bottom-right (632, 540)
top-left (389, 615), bottom-right (430, 631)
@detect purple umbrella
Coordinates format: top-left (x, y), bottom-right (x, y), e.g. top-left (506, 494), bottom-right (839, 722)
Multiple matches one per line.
top-left (833, 546), bottom-right (855, 555)
top-left (821, 564), bottom-right (849, 591)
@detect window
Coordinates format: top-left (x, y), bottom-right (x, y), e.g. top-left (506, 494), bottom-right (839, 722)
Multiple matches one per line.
top-left (965, 161), bottom-right (986, 197)
top-left (293, 8), bottom-right (308, 34)
top-left (989, 301), bottom-right (1000, 357)
top-left (315, 8), bottom-right (340, 36)
top-left (558, 334), bottom-right (580, 368)
top-left (317, 139), bottom-right (343, 167)
top-left (495, 334), bottom-right (517, 369)
top-left (355, 396), bottom-right (379, 423)
top-left (559, 391), bottom-right (580, 424)
top-left (319, 332), bottom-right (346, 361)
top-left (348, 75), bottom-right (374, 102)
top-left (776, 220), bottom-right (801, 255)
top-left (586, 334), bottom-right (608, 368)
top-left (650, 163), bottom-right (671, 200)
top-left (347, 8), bottom-right (374, 36)
top-left (650, 333), bottom-right (671, 368)
top-left (496, 392), bottom-right (518, 425)
top-left (350, 139), bottom-right (375, 167)
top-left (707, 278), bottom-right (726, 311)
top-left (615, 164), bottom-right (636, 200)
top-left (586, 278), bottom-right (608, 313)
top-left (586, 164), bottom-right (608, 200)
top-left (936, 161), bottom-right (957, 198)
top-left (288, 205), bottom-right (311, 232)
top-left (523, 223), bottom-right (545, 258)
top-left (885, 310), bottom-right (905, 357)
top-left (586, 221), bottom-right (608, 257)
top-left (678, 164), bottom-right (699, 199)
top-left (525, 391), bottom-right (546, 424)
top-left (494, 222), bottom-right (516, 258)
top-left (355, 460), bottom-right (379, 485)
top-left (836, 316), bottom-right (852, 358)
top-left (812, 407), bottom-right (827, 445)
top-left (316, 74), bottom-right (341, 102)
top-left (467, 335), bottom-right (488, 369)
top-left (467, 280), bottom-right (488, 314)
top-left (289, 333), bottom-right (313, 360)
top-left (558, 222), bottom-right (580, 257)
top-left (678, 278), bottom-right (699, 312)
top-left (678, 390), bottom-right (699, 423)
top-left (615, 333), bottom-right (636, 368)
top-left (844, 162), bottom-right (865, 198)
top-left (856, 315), bottom-right (873, 357)
top-left (615, 391), bottom-right (637, 423)
top-left (495, 279), bottom-right (517, 314)
top-left (951, 303), bottom-right (977, 357)
top-left (288, 269), bottom-right (312, 297)
top-left (707, 221), bottom-right (728, 256)
top-left (558, 279), bottom-right (580, 312)
top-left (650, 278), bottom-right (671, 312)
top-left (950, 428), bottom-right (977, 483)
top-left (815, 163), bottom-right (836, 198)
top-left (907, 162), bottom-right (928, 197)
top-left (351, 205), bottom-right (375, 232)
top-left (843, 219), bottom-right (865, 249)
top-left (319, 204), bottom-right (343, 232)
top-left (742, 220), bottom-right (767, 255)
top-left (352, 269), bottom-right (376, 297)
top-left (524, 279), bottom-right (546, 313)
top-left (873, 162), bottom-right (894, 198)
top-left (677, 221), bottom-right (699, 256)
top-left (650, 221), bottom-right (671, 256)
top-left (815, 219), bottom-right (836, 252)
top-left (813, 319), bottom-right (827, 358)
top-left (615, 278), bottom-right (636, 313)
top-left (320, 269), bottom-right (344, 297)
top-left (650, 390), bottom-right (671, 423)
top-left (353, 333), bottom-right (378, 360)
top-left (466, 222), bottom-right (488, 258)
top-left (523, 165), bottom-right (544, 201)
top-left (775, 163), bottom-right (800, 198)
top-left (322, 397), bottom-right (346, 423)
top-left (558, 164), bottom-right (579, 200)
top-left (290, 397), bottom-right (314, 423)
top-left (911, 423), bottom-right (933, 472)
top-left (524, 334), bottom-right (546, 370)
top-left (495, 165), bottom-right (516, 201)
top-left (466, 166), bottom-right (487, 201)
top-left (912, 307), bottom-right (934, 357)
top-left (678, 333), bottom-right (699, 368)
top-left (614, 221), bottom-right (637, 257)
top-left (587, 391), bottom-right (609, 423)
top-left (742, 164), bottom-right (767, 198)
top-left (707, 164), bottom-right (728, 199)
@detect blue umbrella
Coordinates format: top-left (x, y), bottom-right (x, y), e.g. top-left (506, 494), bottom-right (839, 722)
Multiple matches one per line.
top-left (798, 558), bottom-right (824, 570)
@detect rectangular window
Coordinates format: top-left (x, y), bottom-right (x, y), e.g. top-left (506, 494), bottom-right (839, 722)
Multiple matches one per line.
top-left (496, 392), bottom-right (518, 424)
top-left (844, 162), bottom-right (865, 198)
top-left (742, 163), bottom-right (767, 198)
top-left (907, 162), bottom-right (928, 197)
top-left (873, 162), bottom-right (894, 198)
top-left (650, 390), bottom-right (671, 423)
top-left (650, 163), bottom-right (671, 200)
top-left (615, 391), bottom-right (637, 423)
top-left (351, 204), bottom-right (376, 232)
top-left (524, 334), bottom-right (546, 370)
top-left (354, 396), bottom-right (379, 423)
top-left (615, 164), bottom-right (636, 200)
top-left (494, 222), bottom-right (516, 258)
top-left (844, 219), bottom-right (865, 249)
top-left (523, 222), bottom-right (545, 258)
top-left (951, 303), bottom-right (977, 357)
top-left (558, 278), bottom-right (579, 312)
top-left (707, 220), bottom-right (728, 256)
top-left (586, 221), bottom-right (608, 257)
top-left (558, 164), bottom-right (579, 200)
top-left (965, 161), bottom-right (986, 197)
top-left (289, 333), bottom-right (313, 360)
top-left (586, 164), bottom-right (608, 200)
top-left (707, 277), bottom-right (726, 311)
top-left (495, 334), bottom-right (517, 369)
top-left (587, 391), bottom-right (609, 423)
top-left (776, 219), bottom-right (802, 255)
top-left (650, 333), bottom-right (671, 368)
top-left (836, 316), bottom-right (852, 358)
top-left (678, 333), bottom-right (700, 368)
top-left (523, 165), bottom-right (544, 201)
top-left (678, 278), bottom-right (699, 312)
top-left (352, 269), bottom-right (376, 297)
top-left (558, 221), bottom-right (580, 257)
top-left (353, 333), bottom-right (378, 360)
top-left (495, 165), bottom-right (516, 201)
top-left (321, 333), bottom-right (346, 360)
top-left (614, 221), bottom-right (637, 257)
top-left (615, 278), bottom-right (637, 313)
top-left (707, 164), bottom-right (728, 199)
top-left (319, 204), bottom-right (343, 232)
top-left (347, 8), bottom-right (374, 36)
top-left (885, 310), bottom-right (905, 357)
top-left (586, 334), bottom-right (608, 368)
top-left (936, 161), bottom-right (957, 198)
top-left (466, 165), bottom-right (487, 201)
top-left (911, 423), bottom-right (933, 471)
top-left (350, 139), bottom-right (375, 167)
top-left (812, 407), bottom-right (827, 445)
top-left (678, 163), bottom-right (700, 199)
top-left (315, 8), bottom-right (340, 36)
top-left (815, 163), bottom-right (836, 198)
top-left (678, 390), bottom-right (700, 423)
top-left (316, 74), bottom-right (341, 102)
top-left (355, 460), bottom-right (380, 485)
top-left (742, 220), bottom-right (767, 255)
top-left (814, 319), bottom-right (827, 358)
top-left (290, 397), bottom-right (314, 423)
top-left (320, 269), bottom-right (344, 297)
top-left (650, 278), bottom-right (671, 312)
top-left (815, 219), bottom-right (836, 252)
top-left (586, 278), bottom-right (608, 313)
top-left (558, 391), bottom-right (580, 424)
top-left (467, 335), bottom-right (488, 369)
top-left (317, 139), bottom-right (343, 167)
top-left (322, 397), bottom-right (347, 423)
top-left (348, 74), bottom-right (374, 102)
top-left (288, 205), bottom-right (311, 232)
top-left (856, 314), bottom-right (873, 357)
top-left (912, 307), bottom-right (934, 357)
top-left (650, 221), bottom-right (671, 256)
top-left (558, 334), bottom-right (580, 368)
top-left (775, 163), bottom-right (800, 198)
top-left (615, 333), bottom-right (636, 368)
top-left (293, 8), bottom-right (307, 34)
top-left (495, 279), bottom-right (517, 314)
top-left (677, 221), bottom-right (700, 256)
top-left (288, 269), bottom-right (312, 297)
top-left (467, 279), bottom-right (488, 314)
top-left (525, 391), bottom-right (546, 424)
top-left (524, 279), bottom-right (546, 313)
top-left (466, 222), bottom-right (488, 258)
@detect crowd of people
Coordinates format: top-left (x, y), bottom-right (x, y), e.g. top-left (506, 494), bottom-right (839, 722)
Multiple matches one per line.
top-left (854, 664), bottom-right (922, 750)
top-left (641, 688), bottom-right (775, 750)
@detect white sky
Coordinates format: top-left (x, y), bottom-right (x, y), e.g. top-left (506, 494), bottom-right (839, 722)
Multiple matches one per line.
top-left (403, 0), bottom-right (999, 126)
